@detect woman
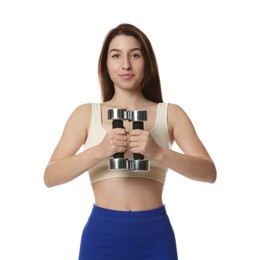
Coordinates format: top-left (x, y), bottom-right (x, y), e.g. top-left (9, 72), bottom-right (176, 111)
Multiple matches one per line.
top-left (44, 23), bottom-right (216, 259)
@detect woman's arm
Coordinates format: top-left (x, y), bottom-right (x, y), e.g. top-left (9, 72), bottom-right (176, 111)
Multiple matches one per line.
top-left (155, 148), bottom-right (216, 183)
top-left (129, 104), bottom-right (217, 183)
top-left (44, 104), bottom-right (95, 187)
top-left (44, 104), bottom-right (128, 187)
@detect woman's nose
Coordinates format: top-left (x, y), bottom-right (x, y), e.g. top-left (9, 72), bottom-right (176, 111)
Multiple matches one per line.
top-left (121, 56), bottom-right (131, 70)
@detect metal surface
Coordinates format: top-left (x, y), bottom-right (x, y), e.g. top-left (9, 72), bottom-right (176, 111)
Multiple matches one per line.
top-left (108, 108), bottom-right (128, 120)
top-left (127, 110), bottom-right (147, 122)
top-left (108, 158), bottom-right (129, 170)
top-left (129, 159), bottom-right (150, 172)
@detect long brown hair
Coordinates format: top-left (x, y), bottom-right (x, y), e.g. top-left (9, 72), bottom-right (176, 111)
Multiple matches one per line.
top-left (98, 23), bottom-right (163, 103)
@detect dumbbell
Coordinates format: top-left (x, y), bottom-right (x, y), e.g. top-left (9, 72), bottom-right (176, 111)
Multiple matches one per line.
top-left (107, 108), bottom-right (129, 170)
top-left (127, 110), bottom-right (150, 172)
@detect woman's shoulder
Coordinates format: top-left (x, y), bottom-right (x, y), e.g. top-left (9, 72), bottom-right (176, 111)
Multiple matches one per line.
top-left (73, 103), bottom-right (95, 114)
top-left (167, 103), bottom-right (192, 125)
top-left (67, 103), bottom-right (94, 124)
top-left (66, 103), bottom-right (97, 135)
top-left (166, 102), bottom-right (197, 139)
top-left (167, 103), bottom-right (185, 115)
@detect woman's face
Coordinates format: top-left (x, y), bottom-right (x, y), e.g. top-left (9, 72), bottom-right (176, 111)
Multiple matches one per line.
top-left (106, 35), bottom-right (145, 91)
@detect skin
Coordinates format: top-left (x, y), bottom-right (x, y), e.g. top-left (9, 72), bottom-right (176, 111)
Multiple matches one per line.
top-left (44, 35), bottom-right (217, 211)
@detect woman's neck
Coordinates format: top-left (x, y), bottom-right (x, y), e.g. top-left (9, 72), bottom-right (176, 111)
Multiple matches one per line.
top-left (105, 90), bottom-right (152, 110)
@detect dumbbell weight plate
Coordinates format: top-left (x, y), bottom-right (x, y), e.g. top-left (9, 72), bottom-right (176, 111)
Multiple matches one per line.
top-left (129, 159), bottom-right (150, 172)
top-left (108, 109), bottom-right (128, 120)
top-left (108, 158), bottom-right (129, 171)
top-left (127, 110), bottom-right (147, 122)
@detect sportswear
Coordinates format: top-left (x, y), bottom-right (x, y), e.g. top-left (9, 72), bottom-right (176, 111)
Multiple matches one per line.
top-left (78, 204), bottom-right (178, 260)
top-left (84, 103), bottom-right (172, 184)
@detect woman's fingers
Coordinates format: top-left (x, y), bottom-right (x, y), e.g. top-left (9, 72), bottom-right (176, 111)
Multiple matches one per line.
top-left (129, 130), bottom-right (160, 159)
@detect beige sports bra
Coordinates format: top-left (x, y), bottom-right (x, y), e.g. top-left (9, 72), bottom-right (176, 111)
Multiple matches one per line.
top-left (84, 103), bottom-right (172, 184)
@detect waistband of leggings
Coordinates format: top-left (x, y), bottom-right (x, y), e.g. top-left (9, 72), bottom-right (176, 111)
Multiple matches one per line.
top-left (91, 204), bottom-right (167, 219)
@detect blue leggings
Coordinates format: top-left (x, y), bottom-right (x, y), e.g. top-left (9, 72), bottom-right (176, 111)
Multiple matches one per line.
top-left (78, 204), bottom-right (178, 260)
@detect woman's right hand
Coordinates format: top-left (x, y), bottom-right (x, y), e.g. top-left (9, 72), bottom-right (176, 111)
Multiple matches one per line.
top-left (99, 128), bottom-right (128, 158)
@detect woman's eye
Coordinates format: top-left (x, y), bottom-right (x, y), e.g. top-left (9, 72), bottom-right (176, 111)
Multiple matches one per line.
top-left (111, 54), bottom-right (120, 58)
top-left (131, 53), bottom-right (141, 59)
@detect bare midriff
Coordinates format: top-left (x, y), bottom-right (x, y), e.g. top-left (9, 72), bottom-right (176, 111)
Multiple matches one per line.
top-left (92, 178), bottom-right (164, 211)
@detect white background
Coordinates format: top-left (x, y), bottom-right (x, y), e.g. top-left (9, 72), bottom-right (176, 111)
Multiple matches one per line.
top-left (1, 0), bottom-right (259, 259)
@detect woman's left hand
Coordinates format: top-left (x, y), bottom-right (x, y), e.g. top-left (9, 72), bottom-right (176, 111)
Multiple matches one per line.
top-left (128, 129), bottom-right (161, 160)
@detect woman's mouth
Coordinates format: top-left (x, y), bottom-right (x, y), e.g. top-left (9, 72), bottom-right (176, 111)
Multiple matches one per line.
top-left (119, 73), bottom-right (134, 80)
